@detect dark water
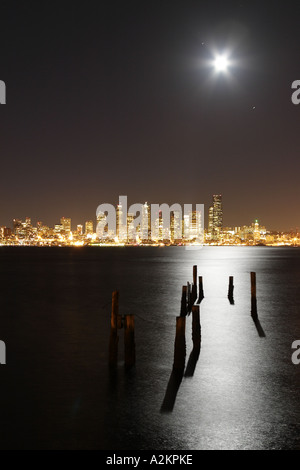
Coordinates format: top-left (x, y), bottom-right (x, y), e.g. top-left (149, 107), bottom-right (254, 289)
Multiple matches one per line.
top-left (0, 246), bottom-right (299, 450)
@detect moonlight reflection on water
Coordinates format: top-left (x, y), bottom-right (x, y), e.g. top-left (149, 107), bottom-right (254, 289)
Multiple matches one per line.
top-left (0, 246), bottom-right (299, 450)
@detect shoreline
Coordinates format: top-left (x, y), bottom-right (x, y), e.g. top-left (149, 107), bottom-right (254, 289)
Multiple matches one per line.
top-left (0, 244), bottom-right (299, 248)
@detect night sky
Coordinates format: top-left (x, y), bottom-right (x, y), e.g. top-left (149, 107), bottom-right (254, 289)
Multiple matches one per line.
top-left (1, 1), bottom-right (300, 231)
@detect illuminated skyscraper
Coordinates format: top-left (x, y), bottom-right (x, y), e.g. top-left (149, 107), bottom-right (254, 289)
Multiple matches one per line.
top-left (116, 203), bottom-right (127, 242)
top-left (182, 209), bottom-right (202, 242)
top-left (85, 220), bottom-right (94, 236)
top-left (253, 219), bottom-right (260, 241)
top-left (183, 214), bottom-right (190, 241)
top-left (208, 206), bottom-right (214, 236)
top-left (209, 194), bottom-right (223, 241)
top-left (54, 224), bottom-right (63, 235)
top-left (158, 210), bottom-right (163, 240)
top-left (116, 204), bottom-right (121, 239)
top-left (127, 213), bottom-right (136, 242)
top-left (170, 211), bottom-right (182, 242)
top-left (141, 202), bottom-right (151, 241)
top-left (190, 210), bottom-right (202, 241)
top-left (61, 217), bottom-right (71, 234)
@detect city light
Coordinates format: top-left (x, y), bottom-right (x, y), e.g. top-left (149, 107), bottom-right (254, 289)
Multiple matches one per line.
top-left (0, 196), bottom-right (299, 247)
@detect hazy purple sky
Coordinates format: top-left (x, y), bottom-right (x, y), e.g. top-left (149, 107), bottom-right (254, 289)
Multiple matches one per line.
top-left (1, 1), bottom-right (300, 231)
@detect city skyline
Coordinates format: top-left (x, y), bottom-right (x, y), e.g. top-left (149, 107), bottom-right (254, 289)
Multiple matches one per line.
top-left (0, 186), bottom-right (298, 233)
top-left (1, 193), bottom-right (299, 234)
top-left (1, 194), bottom-right (299, 247)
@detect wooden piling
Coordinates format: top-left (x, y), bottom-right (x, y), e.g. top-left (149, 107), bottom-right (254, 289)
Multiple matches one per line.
top-left (197, 276), bottom-right (204, 303)
top-left (124, 314), bottom-right (135, 368)
top-left (180, 285), bottom-right (187, 316)
top-left (173, 316), bottom-right (186, 371)
top-left (192, 265), bottom-right (198, 305)
top-left (187, 282), bottom-right (192, 313)
top-left (251, 272), bottom-right (258, 318)
top-left (192, 305), bottom-right (201, 349)
top-left (228, 276), bottom-right (234, 301)
top-left (193, 265), bottom-right (197, 286)
top-left (109, 290), bottom-right (119, 366)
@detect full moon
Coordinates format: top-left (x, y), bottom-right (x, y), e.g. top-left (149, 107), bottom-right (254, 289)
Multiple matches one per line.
top-left (213, 54), bottom-right (230, 72)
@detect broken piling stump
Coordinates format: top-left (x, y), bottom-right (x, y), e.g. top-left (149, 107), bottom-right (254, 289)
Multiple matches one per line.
top-left (228, 276), bottom-right (234, 303)
top-left (251, 272), bottom-right (258, 319)
top-left (180, 285), bottom-right (187, 316)
top-left (197, 276), bottom-right (204, 303)
top-left (192, 305), bottom-right (201, 349)
top-left (192, 265), bottom-right (198, 304)
top-left (173, 316), bottom-right (186, 372)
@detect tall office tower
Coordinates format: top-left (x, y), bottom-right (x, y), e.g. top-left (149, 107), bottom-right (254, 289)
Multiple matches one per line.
top-left (208, 206), bottom-right (214, 236)
top-left (77, 225), bottom-right (83, 235)
top-left (116, 204), bottom-right (121, 239)
top-left (151, 212), bottom-right (163, 242)
top-left (189, 210), bottom-right (202, 241)
top-left (170, 211), bottom-right (182, 242)
top-left (116, 203), bottom-right (127, 242)
top-left (24, 217), bottom-right (33, 237)
top-left (209, 194), bottom-right (223, 241)
top-left (85, 220), bottom-right (94, 236)
top-left (253, 219), bottom-right (260, 241)
top-left (61, 217), bottom-right (71, 234)
top-left (183, 214), bottom-right (190, 241)
top-left (54, 224), bottom-right (63, 235)
top-left (170, 212), bottom-right (174, 241)
top-left (127, 213), bottom-right (136, 242)
top-left (96, 211), bottom-right (111, 239)
top-left (141, 202), bottom-right (150, 241)
top-left (158, 210), bottom-right (164, 240)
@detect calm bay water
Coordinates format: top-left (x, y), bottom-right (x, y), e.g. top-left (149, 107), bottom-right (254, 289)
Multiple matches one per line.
top-left (0, 246), bottom-right (299, 450)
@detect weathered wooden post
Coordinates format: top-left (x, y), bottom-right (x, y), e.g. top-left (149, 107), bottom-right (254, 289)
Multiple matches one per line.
top-left (184, 304), bottom-right (201, 378)
top-left (173, 316), bottom-right (186, 371)
top-left (180, 285), bottom-right (187, 316)
top-left (228, 276), bottom-right (234, 303)
top-left (124, 314), bottom-right (135, 368)
top-left (197, 276), bottom-right (204, 303)
top-left (192, 305), bottom-right (201, 349)
top-left (251, 272), bottom-right (258, 318)
top-left (109, 290), bottom-right (119, 366)
top-left (192, 265), bottom-right (198, 305)
top-left (187, 281), bottom-right (192, 313)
